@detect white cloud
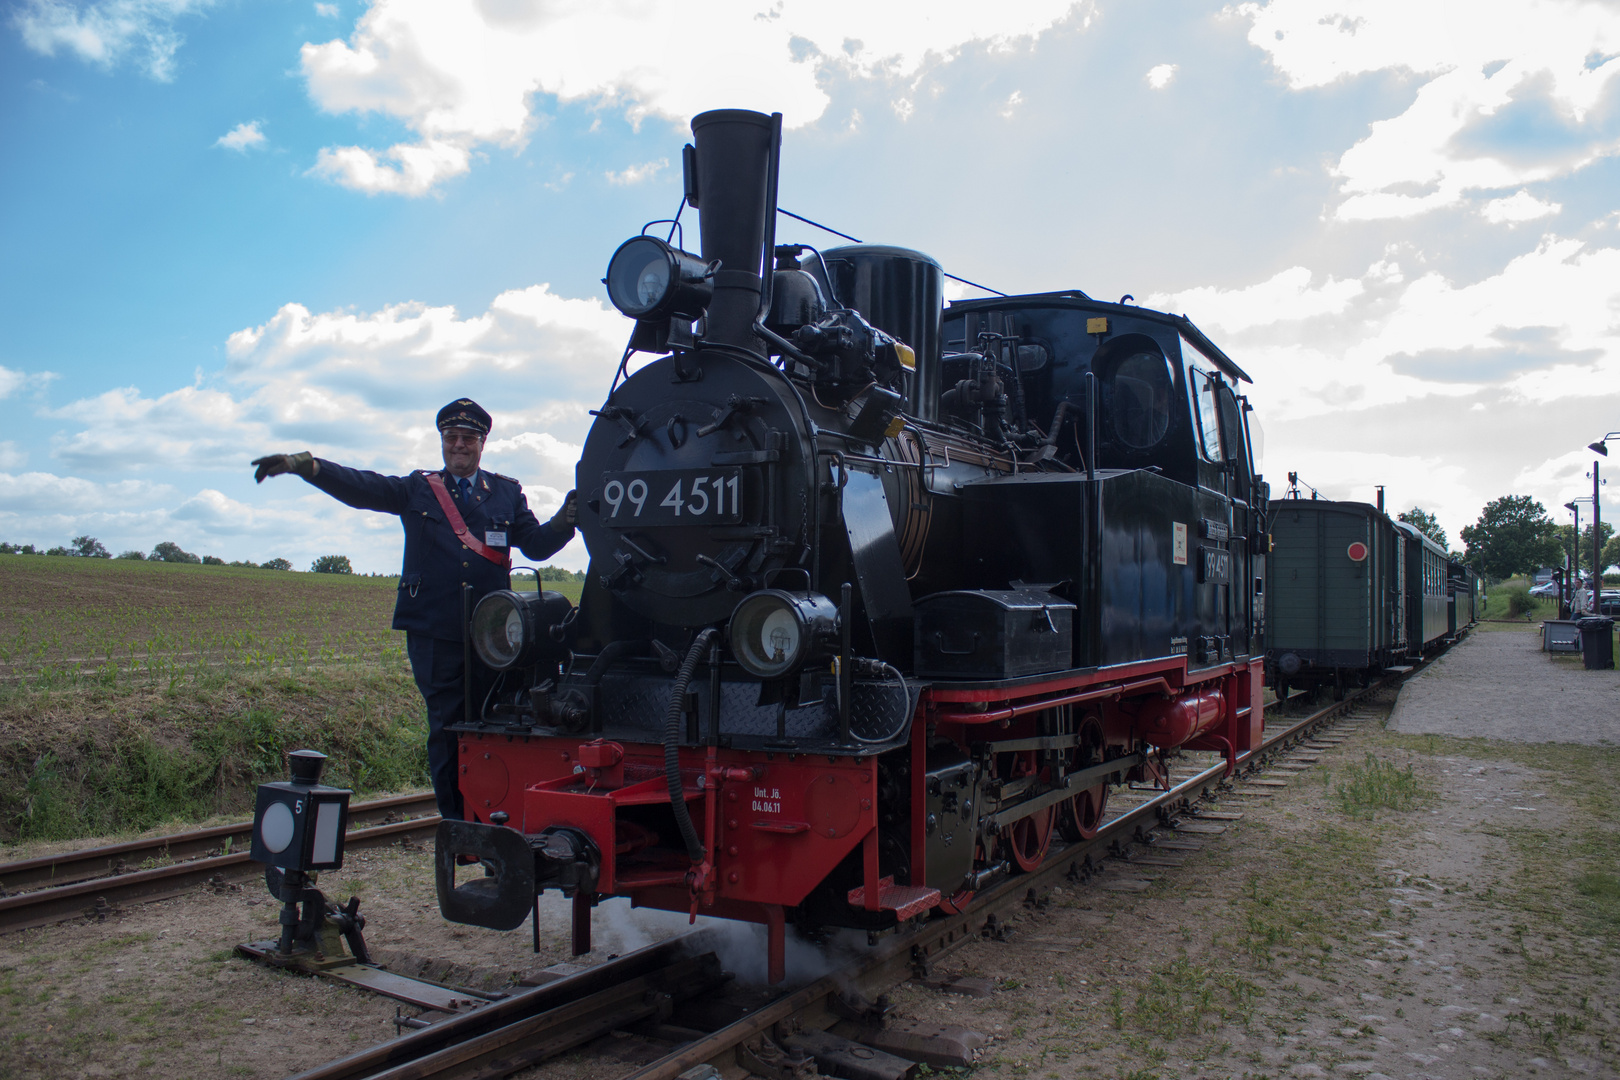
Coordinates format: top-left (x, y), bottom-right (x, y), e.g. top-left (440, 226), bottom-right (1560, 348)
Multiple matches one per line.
top-left (1146, 63), bottom-right (1177, 89)
top-left (11, 0), bottom-right (215, 81)
top-left (0, 442), bottom-right (26, 470)
top-left (605, 158), bottom-right (668, 186)
top-left (1144, 265), bottom-right (1364, 333)
top-left (0, 363), bottom-right (57, 399)
top-left (314, 2), bottom-right (337, 15)
top-left (1234, 0), bottom-right (1620, 220)
top-left (18, 282), bottom-right (622, 569)
top-left (215, 120), bottom-right (266, 152)
top-left (1355, 237), bottom-right (1620, 402)
top-left (308, 139), bottom-right (471, 197)
top-left (1481, 189), bottom-right (1561, 224)
top-left (299, 0), bottom-right (1085, 194)
top-left (1000, 90), bottom-right (1024, 118)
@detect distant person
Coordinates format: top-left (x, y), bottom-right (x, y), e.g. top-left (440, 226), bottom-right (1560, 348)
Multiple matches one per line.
top-left (250, 398), bottom-right (578, 822)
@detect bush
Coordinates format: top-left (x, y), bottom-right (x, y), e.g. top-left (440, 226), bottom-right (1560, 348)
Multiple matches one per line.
top-left (202, 555), bottom-right (225, 566)
top-left (261, 557), bottom-right (293, 571)
top-left (0, 543), bottom-right (40, 555)
top-left (311, 554), bottom-right (353, 575)
top-left (228, 559), bottom-right (259, 568)
top-left (151, 540), bottom-right (200, 564)
top-left (115, 550), bottom-right (147, 560)
top-left (1503, 586), bottom-right (1535, 619)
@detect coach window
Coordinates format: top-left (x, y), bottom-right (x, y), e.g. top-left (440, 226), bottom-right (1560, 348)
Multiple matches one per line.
top-left (1110, 349), bottom-right (1174, 449)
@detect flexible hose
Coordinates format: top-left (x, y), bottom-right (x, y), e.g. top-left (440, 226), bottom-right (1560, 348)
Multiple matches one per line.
top-left (665, 629), bottom-right (716, 862)
top-left (851, 661), bottom-right (913, 745)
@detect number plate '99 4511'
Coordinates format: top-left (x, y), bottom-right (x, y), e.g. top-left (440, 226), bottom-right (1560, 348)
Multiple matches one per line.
top-left (600, 469), bottom-right (743, 526)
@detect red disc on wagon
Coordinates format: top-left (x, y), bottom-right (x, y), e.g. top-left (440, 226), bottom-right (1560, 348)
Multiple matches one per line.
top-left (1347, 541), bottom-right (1369, 562)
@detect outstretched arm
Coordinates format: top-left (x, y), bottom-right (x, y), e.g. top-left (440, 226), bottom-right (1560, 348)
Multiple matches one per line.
top-left (251, 452), bottom-right (411, 516)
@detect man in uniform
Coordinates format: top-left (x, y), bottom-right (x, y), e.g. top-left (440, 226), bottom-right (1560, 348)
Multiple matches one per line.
top-left (250, 398), bottom-right (577, 821)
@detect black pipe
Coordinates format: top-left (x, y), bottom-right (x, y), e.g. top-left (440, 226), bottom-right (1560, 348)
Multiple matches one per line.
top-left (754, 112), bottom-right (782, 327)
top-left (838, 582), bottom-right (853, 743)
top-left (665, 629), bottom-right (716, 862)
top-left (1085, 371), bottom-right (1098, 481)
top-left (691, 109), bottom-right (776, 354)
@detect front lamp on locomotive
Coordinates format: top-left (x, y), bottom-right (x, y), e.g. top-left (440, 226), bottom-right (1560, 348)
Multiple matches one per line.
top-left (436, 108), bottom-right (1271, 984)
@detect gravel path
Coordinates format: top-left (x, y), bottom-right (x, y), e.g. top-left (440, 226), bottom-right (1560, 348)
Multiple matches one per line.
top-left (1389, 628), bottom-right (1620, 745)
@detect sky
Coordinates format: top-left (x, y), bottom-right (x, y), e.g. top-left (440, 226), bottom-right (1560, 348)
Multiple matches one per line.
top-left (3, 0), bottom-right (1619, 573)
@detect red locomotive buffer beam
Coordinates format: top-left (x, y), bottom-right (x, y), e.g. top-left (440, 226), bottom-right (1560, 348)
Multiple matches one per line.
top-left (445, 735), bottom-right (882, 984)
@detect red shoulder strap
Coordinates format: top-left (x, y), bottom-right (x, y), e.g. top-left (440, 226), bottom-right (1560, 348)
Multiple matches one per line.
top-left (424, 472), bottom-right (510, 570)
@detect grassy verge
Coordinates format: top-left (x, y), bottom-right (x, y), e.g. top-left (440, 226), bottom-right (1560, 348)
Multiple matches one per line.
top-left (0, 662), bottom-right (426, 845)
top-left (0, 558), bottom-right (446, 847)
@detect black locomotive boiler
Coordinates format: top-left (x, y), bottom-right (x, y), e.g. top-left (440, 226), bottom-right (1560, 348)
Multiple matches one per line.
top-left (436, 109), bottom-right (1271, 983)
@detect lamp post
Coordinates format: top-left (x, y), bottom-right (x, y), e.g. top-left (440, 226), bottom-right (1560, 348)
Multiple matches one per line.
top-left (1567, 497), bottom-right (1594, 617)
top-left (1585, 434), bottom-right (1618, 613)
top-left (1564, 500), bottom-right (1580, 618)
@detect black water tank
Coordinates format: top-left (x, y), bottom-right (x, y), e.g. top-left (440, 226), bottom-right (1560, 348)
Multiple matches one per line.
top-left (811, 245), bottom-right (944, 421)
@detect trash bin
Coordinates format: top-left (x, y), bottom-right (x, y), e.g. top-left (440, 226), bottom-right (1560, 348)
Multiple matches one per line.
top-left (1577, 616), bottom-right (1614, 670)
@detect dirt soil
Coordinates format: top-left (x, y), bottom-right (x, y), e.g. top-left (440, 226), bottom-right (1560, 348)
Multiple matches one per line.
top-left (2, 627), bottom-right (1616, 1080)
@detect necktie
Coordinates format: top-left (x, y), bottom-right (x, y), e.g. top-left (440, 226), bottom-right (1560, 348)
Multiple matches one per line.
top-left (458, 477), bottom-right (472, 502)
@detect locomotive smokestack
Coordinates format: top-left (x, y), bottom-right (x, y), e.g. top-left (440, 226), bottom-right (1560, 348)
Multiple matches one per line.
top-left (690, 109), bottom-right (779, 354)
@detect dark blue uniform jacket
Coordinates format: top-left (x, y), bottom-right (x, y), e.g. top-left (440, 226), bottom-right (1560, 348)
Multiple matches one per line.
top-left (308, 460), bottom-right (571, 640)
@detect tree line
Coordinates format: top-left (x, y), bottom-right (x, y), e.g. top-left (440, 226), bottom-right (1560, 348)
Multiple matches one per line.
top-left (1, 536), bottom-right (584, 581)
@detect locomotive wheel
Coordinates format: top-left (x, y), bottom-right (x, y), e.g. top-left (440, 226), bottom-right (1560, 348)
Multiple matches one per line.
top-left (1005, 753), bottom-right (1054, 873)
top-left (1065, 783), bottom-right (1108, 840)
top-left (1061, 717), bottom-right (1109, 841)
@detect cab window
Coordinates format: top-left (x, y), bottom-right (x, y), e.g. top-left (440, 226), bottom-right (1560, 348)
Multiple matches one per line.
top-left (1110, 350), bottom-right (1174, 449)
top-left (1191, 367), bottom-right (1225, 462)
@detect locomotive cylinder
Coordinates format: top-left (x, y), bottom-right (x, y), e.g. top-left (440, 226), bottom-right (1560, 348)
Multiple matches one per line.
top-left (1136, 688), bottom-right (1225, 747)
top-left (690, 109), bottom-right (777, 353)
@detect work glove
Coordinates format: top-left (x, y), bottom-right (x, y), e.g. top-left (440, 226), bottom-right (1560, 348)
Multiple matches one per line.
top-left (547, 490), bottom-right (578, 532)
top-left (251, 452), bottom-right (318, 483)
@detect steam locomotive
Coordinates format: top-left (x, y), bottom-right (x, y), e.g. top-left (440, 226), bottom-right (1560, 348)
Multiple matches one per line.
top-left (435, 109), bottom-right (1269, 983)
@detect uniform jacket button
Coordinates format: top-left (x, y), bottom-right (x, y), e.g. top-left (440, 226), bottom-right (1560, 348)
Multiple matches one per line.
top-left (462, 561), bottom-right (469, 567)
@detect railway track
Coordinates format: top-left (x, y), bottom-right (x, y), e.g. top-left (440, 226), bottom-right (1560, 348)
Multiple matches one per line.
top-left (0, 792), bottom-right (440, 933)
top-left (285, 669), bottom-right (1404, 1080)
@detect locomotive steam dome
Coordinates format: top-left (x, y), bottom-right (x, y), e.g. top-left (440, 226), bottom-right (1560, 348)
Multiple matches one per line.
top-left (576, 354), bottom-right (813, 626)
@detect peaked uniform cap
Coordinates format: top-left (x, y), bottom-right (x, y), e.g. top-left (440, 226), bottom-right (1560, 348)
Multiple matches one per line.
top-left (436, 398), bottom-right (492, 435)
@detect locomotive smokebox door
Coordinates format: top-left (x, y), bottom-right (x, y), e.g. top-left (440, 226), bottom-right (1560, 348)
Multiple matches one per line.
top-left (914, 589), bottom-right (1075, 679)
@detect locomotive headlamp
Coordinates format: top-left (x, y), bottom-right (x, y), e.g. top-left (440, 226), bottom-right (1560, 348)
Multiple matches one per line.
top-left (604, 236), bottom-right (715, 321)
top-left (729, 589), bottom-right (839, 679)
top-left (470, 589), bottom-right (577, 671)
top-left (249, 750), bottom-right (350, 873)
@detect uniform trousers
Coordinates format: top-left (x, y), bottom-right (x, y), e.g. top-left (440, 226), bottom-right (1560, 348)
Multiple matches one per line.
top-left (405, 633), bottom-right (491, 822)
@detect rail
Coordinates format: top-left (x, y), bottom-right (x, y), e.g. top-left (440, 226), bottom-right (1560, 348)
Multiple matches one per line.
top-left (0, 792), bottom-right (440, 933)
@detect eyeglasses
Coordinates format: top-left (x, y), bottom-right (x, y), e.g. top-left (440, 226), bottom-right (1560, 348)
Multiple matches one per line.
top-left (441, 431), bottom-right (484, 447)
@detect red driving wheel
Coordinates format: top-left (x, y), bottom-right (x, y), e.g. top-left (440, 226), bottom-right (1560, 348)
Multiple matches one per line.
top-left (1063, 717), bottom-right (1109, 841)
top-left (1005, 751), bottom-right (1054, 872)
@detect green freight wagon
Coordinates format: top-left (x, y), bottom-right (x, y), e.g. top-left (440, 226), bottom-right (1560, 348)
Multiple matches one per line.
top-left (1267, 498), bottom-right (1406, 700)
